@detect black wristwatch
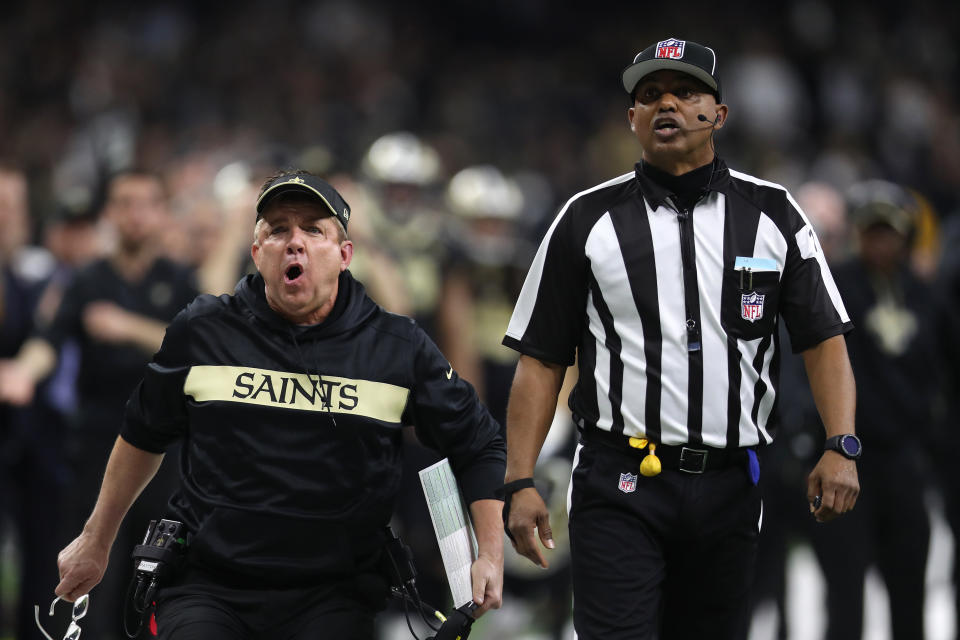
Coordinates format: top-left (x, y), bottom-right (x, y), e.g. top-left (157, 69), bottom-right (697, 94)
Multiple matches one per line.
top-left (825, 434), bottom-right (862, 460)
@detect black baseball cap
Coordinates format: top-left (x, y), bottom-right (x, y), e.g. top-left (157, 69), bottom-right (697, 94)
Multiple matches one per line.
top-left (255, 172), bottom-right (351, 231)
top-left (622, 37), bottom-right (721, 101)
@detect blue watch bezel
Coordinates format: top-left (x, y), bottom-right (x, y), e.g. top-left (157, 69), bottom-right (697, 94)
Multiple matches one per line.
top-left (840, 435), bottom-right (862, 457)
top-left (827, 434), bottom-right (862, 459)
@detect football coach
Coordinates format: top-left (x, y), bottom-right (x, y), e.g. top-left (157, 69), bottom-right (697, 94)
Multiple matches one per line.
top-left (53, 170), bottom-right (505, 639)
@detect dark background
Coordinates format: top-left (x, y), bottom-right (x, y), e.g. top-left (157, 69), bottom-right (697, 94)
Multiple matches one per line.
top-left (3, 0), bottom-right (958, 225)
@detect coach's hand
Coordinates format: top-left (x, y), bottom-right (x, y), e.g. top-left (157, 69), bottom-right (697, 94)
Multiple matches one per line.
top-left (56, 531), bottom-right (111, 602)
top-left (807, 451), bottom-right (859, 523)
top-left (506, 487), bottom-right (555, 569)
top-left (469, 552), bottom-right (503, 617)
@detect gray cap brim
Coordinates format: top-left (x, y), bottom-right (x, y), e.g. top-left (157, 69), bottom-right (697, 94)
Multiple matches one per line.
top-left (622, 59), bottom-right (719, 96)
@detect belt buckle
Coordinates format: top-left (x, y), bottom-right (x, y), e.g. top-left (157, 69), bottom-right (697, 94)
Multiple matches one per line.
top-left (679, 447), bottom-right (708, 474)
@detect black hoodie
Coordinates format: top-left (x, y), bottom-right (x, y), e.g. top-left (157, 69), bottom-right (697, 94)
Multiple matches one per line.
top-left (121, 271), bottom-right (505, 584)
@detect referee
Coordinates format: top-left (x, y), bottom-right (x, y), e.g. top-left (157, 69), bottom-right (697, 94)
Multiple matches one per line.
top-left (500, 38), bottom-right (860, 639)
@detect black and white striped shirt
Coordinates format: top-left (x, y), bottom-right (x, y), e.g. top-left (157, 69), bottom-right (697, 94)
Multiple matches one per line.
top-left (503, 159), bottom-right (852, 448)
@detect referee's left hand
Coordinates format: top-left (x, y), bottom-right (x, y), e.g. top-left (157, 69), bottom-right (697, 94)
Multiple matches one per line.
top-left (806, 451), bottom-right (860, 523)
top-left (505, 488), bottom-right (555, 569)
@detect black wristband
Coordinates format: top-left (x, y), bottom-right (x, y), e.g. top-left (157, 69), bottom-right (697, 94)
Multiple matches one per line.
top-left (495, 477), bottom-right (536, 500)
top-left (497, 478), bottom-right (535, 543)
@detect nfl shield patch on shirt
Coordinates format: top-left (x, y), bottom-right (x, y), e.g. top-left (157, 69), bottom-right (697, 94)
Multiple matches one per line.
top-left (741, 291), bottom-right (765, 322)
top-left (618, 472), bottom-right (638, 493)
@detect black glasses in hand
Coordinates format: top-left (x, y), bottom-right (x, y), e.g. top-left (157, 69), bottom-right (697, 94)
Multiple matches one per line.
top-left (34, 594), bottom-right (89, 640)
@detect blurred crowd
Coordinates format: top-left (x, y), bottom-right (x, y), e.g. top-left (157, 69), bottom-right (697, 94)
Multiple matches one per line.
top-left (1, 0), bottom-right (959, 639)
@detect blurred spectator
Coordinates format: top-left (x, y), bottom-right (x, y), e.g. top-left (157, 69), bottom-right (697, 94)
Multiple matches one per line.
top-left (0, 2), bottom-right (955, 216)
top-left (439, 164), bottom-right (530, 424)
top-left (933, 213), bottom-right (960, 640)
top-left (31, 204), bottom-right (103, 430)
top-left (351, 131), bottom-right (448, 334)
top-left (723, 37), bottom-right (810, 147)
top-left (795, 181), bottom-right (851, 262)
top-left (0, 165), bottom-right (63, 640)
top-left (810, 180), bottom-right (941, 640)
top-left (907, 188), bottom-right (943, 282)
top-left (164, 161), bottom-right (263, 296)
top-left (0, 169), bottom-right (198, 640)
top-left (0, 167), bottom-right (33, 263)
top-left (749, 180), bottom-right (851, 639)
top-left (327, 171), bottom-right (419, 318)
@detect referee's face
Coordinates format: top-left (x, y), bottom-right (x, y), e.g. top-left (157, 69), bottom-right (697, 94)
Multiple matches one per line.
top-left (251, 201), bottom-right (354, 325)
top-left (628, 70), bottom-right (728, 175)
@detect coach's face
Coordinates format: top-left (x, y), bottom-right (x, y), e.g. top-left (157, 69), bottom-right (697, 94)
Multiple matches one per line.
top-left (628, 70), bottom-right (728, 175)
top-left (251, 201), bottom-right (353, 325)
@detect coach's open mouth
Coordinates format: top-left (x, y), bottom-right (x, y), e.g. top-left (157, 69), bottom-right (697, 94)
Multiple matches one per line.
top-left (284, 264), bottom-right (303, 283)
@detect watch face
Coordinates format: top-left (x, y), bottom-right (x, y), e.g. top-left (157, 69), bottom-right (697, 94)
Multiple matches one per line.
top-left (841, 436), bottom-right (861, 457)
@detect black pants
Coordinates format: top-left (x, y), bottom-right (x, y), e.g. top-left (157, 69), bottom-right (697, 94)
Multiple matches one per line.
top-left (155, 569), bottom-right (380, 640)
top-left (569, 443), bottom-right (760, 640)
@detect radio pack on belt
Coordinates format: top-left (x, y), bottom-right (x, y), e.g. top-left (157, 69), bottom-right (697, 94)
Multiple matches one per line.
top-left (133, 519), bottom-right (187, 579)
top-left (124, 519), bottom-right (188, 638)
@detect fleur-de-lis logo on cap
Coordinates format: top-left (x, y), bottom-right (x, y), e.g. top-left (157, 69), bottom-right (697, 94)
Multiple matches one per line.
top-left (288, 176), bottom-right (305, 184)
top-left (343, 208), bottom-right (350, 221)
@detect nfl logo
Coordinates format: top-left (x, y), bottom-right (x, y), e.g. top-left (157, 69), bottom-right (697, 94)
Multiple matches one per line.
top-left (741, 291), bottom-right (765, 323)
top-left (618, 472), bottom-right (638, 494)
top-left (655, 38), bottom-right (686, 60)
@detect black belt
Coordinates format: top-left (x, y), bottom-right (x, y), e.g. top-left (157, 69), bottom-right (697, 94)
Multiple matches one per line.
top-left (580, 428), bottom-right (753, 474)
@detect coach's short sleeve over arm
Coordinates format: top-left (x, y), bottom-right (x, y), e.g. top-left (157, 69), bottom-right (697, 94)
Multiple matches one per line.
top-left (120, 306), bottom-right (193, 452)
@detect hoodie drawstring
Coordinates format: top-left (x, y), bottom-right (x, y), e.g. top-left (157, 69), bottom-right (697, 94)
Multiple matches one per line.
top-left (289, 327), bottom-right (338, 429)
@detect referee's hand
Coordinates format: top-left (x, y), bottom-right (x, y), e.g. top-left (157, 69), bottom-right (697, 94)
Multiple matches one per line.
top-left (505, 488), bottom-right (555, 569)
top-left (806, 451), bottom-right (860, 523)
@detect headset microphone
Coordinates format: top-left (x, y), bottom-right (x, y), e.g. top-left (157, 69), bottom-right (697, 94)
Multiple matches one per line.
top-left (675, 113), bottom-right (720, 134)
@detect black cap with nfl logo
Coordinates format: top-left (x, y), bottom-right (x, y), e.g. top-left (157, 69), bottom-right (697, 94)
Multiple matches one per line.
top-left (256, 172), bottom-right (352, 231)
top-left (622, 37), bottom-right (721, 101)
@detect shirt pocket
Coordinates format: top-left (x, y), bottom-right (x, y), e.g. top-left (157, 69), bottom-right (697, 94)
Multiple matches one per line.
top-left (720, 266), bottom-right (781, 341)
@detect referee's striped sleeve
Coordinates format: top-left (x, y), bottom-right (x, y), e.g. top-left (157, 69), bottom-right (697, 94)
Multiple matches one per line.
top-left (505, 173), bottom-right (635, 366)
top-left (503, 196), bottom-right (587, 366)
top-left (779, 188), bottom-right (853, 351)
